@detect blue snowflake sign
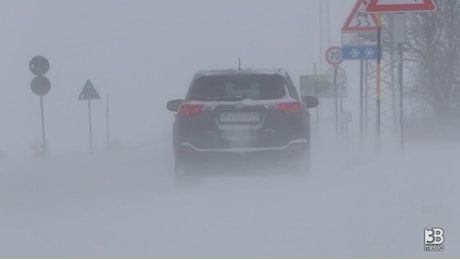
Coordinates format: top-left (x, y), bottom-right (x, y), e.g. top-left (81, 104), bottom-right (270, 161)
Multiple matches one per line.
top-left (342, 46), bottom-right (378, 60)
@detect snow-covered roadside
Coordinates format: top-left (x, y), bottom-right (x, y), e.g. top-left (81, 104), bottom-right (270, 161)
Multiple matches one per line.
top-left (0, 137), bottom-right (458, 258)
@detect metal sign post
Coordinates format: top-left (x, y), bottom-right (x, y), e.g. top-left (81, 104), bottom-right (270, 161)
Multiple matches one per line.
top-left (40, 96), bottom-right (46, 155)
top-left (314, 64), bottom-right (320, 136)
top-left (398, 42), bottom-right (404, 151)
top-left (29, 56), bottom-right (51, 157)
top-left (366, 1), bottom-right (436, 152)
top-left (342, 0), bottom-right (378, 143)
top-left (88, 100), bottom-right (93, 153)
top-left (334, 65), bottom-right (339, 140)
top-left (79, 80), bottom-right (101, 153)
top-left (376, 14), bottom-right (382, 153)
top-left (325, 46), bottom-right (343, 141)
top-left (393, 13), bottom-right (406, 152)
top-left (106, 92), bottom-right (110, 149)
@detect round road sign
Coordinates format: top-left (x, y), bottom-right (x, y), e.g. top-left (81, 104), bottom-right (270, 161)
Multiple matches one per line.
top-left (30, 56), bottom-right (50, 76)
top-left (325, 46), bottom-right (343, 65)
top-left (31, 76), bottom-right (51, 96)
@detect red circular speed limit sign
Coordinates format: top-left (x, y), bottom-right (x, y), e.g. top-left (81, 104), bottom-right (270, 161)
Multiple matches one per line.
top-left (325, 46), bottom-right (343, 65)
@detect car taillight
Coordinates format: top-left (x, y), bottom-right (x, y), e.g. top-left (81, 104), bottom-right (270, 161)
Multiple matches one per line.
top-left (178, 104), bottom-right (204, 116)
top-left (278, 102), bottom-right (302, 113)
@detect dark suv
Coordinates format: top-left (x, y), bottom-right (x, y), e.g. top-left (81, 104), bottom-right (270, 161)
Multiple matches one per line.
top-left (167, 68), bottom-right (318, 180)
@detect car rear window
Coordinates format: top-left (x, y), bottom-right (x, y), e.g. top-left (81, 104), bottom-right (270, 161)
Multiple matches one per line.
top-left (187, 74), bottom-right (286, 101)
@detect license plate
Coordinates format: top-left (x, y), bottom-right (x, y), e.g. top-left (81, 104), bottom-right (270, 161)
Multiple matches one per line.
top-left (219, 112), bottom-right (261, 123)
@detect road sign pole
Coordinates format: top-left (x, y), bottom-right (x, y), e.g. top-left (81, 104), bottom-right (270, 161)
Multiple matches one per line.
top-left (393, 13), bottom-right (406, 152)
top-left (40, 96), bottom-right (46, 156)
top-left (78, 79), bottom-right (100, 153)
top-left (106, 92), bottom-right (110, 149)
top-left (314, 64), bottom-right (320, 136)
top-left (360, 59), bottom-right (364, 143)
top-left (334, 65), bottom-right (339, 141)
top-left (30, 56), bottom-right (51, 157)
top-left (398, 42), bottom-right (404, 152)
top-left (376, 14), bottom-right (382, 152)
top-left (325, 46), bottom-right (343, 142)
top-left (88, 100), bottom-right (93, 154)
top-left (339, 82), bottom-right (344, 137)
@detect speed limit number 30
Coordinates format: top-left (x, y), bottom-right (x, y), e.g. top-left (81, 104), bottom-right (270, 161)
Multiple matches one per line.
top-left (325, 46), bottom-right (343, 65)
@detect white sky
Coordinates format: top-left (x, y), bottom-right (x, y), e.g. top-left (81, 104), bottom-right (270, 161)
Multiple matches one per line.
top-left (0, 0), bottom-right (356, 156)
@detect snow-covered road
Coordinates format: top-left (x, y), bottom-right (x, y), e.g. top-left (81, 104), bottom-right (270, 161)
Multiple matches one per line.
top-left (0, 137), bottom-right (458, 258)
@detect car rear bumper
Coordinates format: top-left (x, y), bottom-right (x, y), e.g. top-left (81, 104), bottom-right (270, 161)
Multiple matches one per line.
top-left (178, 138), bottom-right (307, 153)
top-left (174, 139), bottom-right (309, 175)
top-left (175, 138), bottom-right (308, 164)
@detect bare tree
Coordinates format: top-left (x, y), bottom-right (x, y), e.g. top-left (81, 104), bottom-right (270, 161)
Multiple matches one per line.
top-left (404, 0), bottom-right (460, 121)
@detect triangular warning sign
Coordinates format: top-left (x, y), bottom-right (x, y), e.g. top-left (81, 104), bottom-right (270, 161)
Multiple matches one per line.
top-left (79, 80), bottom-right (100, 100)
top-left (342, 0), bottom-right (378, 32)
top-left (366, 0), bottom-right (436, 13)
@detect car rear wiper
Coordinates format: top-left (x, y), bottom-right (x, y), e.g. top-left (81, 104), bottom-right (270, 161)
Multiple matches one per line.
top-left (214, 95), bottom-right (245, 101)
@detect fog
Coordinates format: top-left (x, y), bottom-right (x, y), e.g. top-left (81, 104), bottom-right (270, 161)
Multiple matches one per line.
top-left (0, 0), bottom-right (459, 258)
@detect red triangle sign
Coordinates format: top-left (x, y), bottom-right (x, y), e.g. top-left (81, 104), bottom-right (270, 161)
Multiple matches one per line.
top-left (366, 0), bottom-right (436, 13)
top-left (342, 0), bottom-right (378, 32)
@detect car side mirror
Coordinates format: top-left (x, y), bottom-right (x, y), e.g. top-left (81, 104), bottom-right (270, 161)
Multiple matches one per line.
top-left (302, 96), bottom-right (319, 108)
top-left (166, 99), bottom-right (184, 112)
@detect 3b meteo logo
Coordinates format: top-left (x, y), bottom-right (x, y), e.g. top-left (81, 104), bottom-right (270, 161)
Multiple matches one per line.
top-left (424, 227), bottom-right (445, 252)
